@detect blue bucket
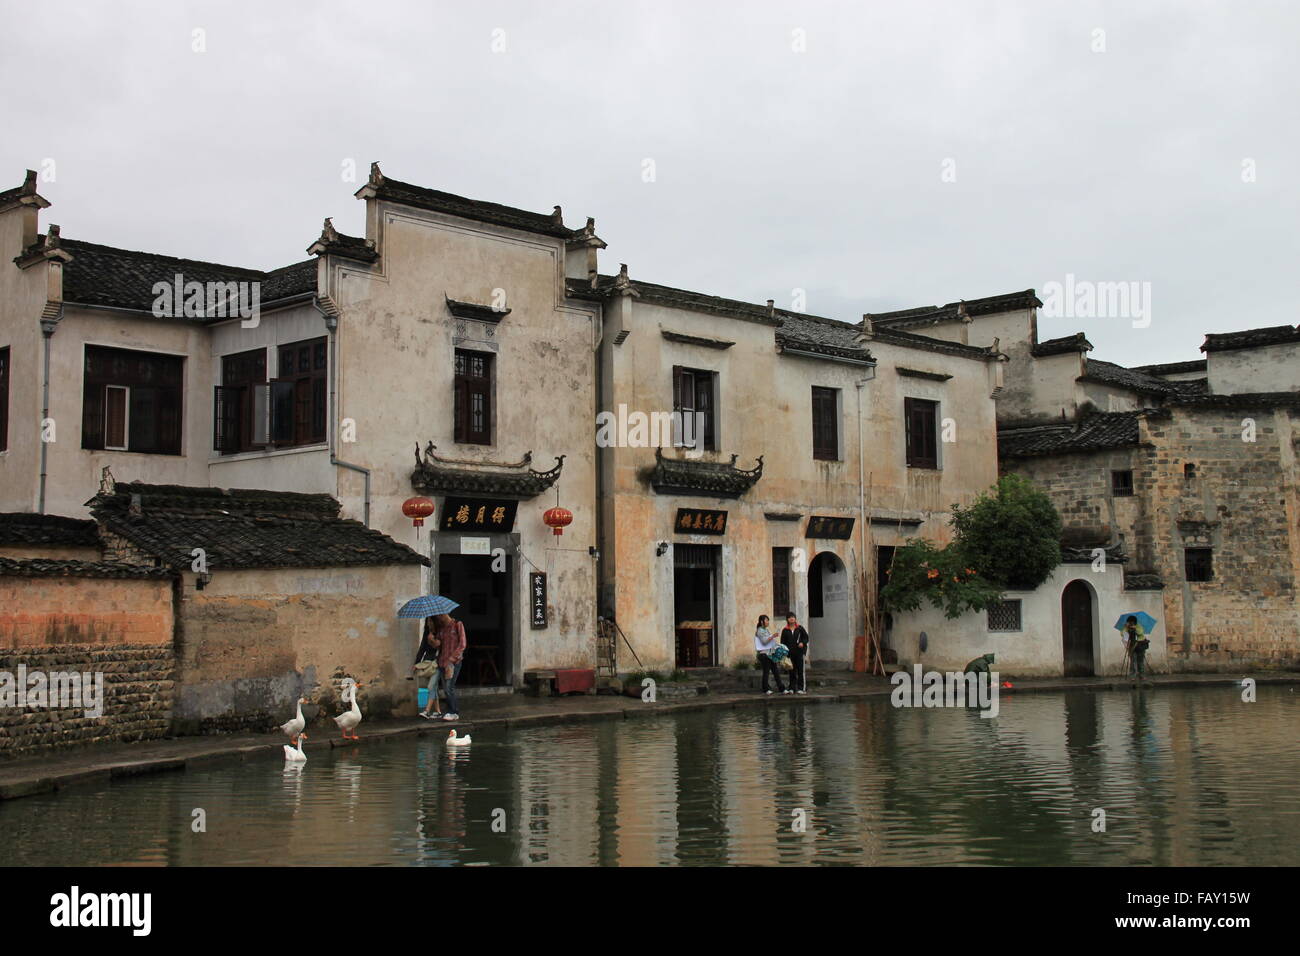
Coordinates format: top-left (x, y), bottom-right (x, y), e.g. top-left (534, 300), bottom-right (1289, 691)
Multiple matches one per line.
top-left (418, 687), bottom-right (429, 709)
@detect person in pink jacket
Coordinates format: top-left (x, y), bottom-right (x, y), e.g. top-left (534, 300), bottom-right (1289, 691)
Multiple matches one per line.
top-left (434, 613), bottom-right (467, 720)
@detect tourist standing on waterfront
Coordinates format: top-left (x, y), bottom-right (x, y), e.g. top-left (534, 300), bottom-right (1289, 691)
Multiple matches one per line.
top-left (436, 613), bottom-right (468, 720)
top-left (413, 618), bottom-right (443, 719)
top-left (1124, 616), bottom-right (1149, 680)
top-left (754, 615), bottom-right (788, 695)
top-left (781, 613), bottom-right (810, 694)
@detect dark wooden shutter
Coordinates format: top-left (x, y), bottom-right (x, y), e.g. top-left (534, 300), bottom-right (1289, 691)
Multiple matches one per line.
top-left (905, 397), bottom-right (937, 468)
top-left (214, 385), bottom-right (240, 453)
top-left (83, 373), bottom-right (105, 451)
top-left (104, 387), bottom-right (128, 449)
top-left (772, 548), bottom-right (791, 617)
top-left (0, 347), bottom-right (8, 452)
top-left (812, 387), bottom-right (837, 459)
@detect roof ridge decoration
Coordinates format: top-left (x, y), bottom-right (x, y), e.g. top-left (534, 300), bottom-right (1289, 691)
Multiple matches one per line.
top-left (412, 444), bottom-right (565, 500)
top-left (647, 447), bottom-right (764, 500)
top-left (1032, 331), bottom-right (1093, 357)
top-left (0, 169), bottom-right (50, 212)
top-left (308, 217), bottom-right (378, 263)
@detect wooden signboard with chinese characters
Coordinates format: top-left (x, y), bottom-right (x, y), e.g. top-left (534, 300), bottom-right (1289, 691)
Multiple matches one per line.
top-left (806, 515), bottom-right (855, 539)
top-left (440, 497), bottom-right (518, 533)
top-left (530, 572), bottom-right (547, 628)
top-left (674, 508), bottom-right (728, 535)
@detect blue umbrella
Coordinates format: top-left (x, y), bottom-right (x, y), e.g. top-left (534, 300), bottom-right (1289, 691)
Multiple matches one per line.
top-left (1113, 611), bottom-right (1157, 633)
top-left (397, 595), bottom-right (460, 618)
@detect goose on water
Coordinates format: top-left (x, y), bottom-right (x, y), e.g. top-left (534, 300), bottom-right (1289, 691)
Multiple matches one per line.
top-left (284, 733), bottom-right (308, 762)
top-left (445, 729), bottom-right (472, 747)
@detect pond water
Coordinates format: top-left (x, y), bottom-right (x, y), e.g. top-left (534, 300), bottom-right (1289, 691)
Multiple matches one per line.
top-left (3, 686), bottom-right (1297, 866)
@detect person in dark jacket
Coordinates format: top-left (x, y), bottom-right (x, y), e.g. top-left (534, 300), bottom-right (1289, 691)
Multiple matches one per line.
top-left (780, 613), bottom-right (810, 694)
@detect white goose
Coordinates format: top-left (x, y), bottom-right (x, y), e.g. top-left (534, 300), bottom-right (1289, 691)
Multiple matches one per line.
top-left (280, 697), bottom-right (308, 745)
top-left (334, 679), bottom-right (364, 740)
top-left (445, 729), bottom-right (472, 747)
top-left (283, 732), bottom-right (308, 762)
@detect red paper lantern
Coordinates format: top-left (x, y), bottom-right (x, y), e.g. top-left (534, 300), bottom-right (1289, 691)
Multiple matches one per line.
top-left (543, 506), bottom-right (573, 536)
top-left (402, 496), bottom-right (435, 529)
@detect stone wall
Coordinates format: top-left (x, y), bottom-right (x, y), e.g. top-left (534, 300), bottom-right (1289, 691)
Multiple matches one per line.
top-left (0, 571), bottom-right (176, 758)
top-left (1006, 405), bottom-right (1300, 670)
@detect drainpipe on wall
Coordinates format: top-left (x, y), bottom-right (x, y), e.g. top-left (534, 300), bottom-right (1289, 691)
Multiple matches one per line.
top-left (855, 366), bottom-right (877, 662)
top-left (314, 296), bottom-right (371, 527)
top-left (37, 305), bottom-right (62, 514)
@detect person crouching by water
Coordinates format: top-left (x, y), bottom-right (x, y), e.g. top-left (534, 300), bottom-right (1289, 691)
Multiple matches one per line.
top-left (413, 617), bottom-right (443, 719)
top-left (1123, 616), bottom-right (1150, 681)
top-left (781, 613), bottom-right (810, 694)
top-left (755, 615), bottom-right (788, 695)
top-left (435, 612), bottom-right (468, 721)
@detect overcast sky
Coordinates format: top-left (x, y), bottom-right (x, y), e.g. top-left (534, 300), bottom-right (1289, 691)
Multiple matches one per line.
top-left (3, 0), bottom-right (1297, 366)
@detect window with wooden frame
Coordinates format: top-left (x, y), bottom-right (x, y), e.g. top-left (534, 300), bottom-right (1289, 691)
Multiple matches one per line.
top-left (904, 397), bottom-right (938, 469)
top-left (772, 547), bottom-right (792, 618)
top-left (672, 366), bottom-right (716, 451)
top-left (82, 346), bottom-right (183, 454)
top-left (0, 346), bottom-right (9, 452)
top-left (812, 386), bottom-right (839, 460)
top-left (1111, 469), bottom-right (1134, 496)
top-left (454, 349), bottom-right (493, 445)
top-left (273, 338), bottom-right (328, 448)
top-left (1184, 547), bottom-right (1213, 582)
top-left (213, 348), bottom-right (268, 454)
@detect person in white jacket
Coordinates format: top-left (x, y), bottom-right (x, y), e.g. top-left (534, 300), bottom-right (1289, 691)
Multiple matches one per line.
top-left (755, 615), bottom-right (789, 695)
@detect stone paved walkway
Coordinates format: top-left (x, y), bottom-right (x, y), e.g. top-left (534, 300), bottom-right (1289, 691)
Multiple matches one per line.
top-left (1, 670), bottom-right (1292, 801)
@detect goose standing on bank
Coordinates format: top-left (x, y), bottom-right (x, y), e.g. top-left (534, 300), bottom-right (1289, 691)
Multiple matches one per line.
top-left (334, 679), bottom-right (364, 741)
top-left (284, 732), bottom-right (308, 762)
top-left (280, 697), bottom-right (308, 746)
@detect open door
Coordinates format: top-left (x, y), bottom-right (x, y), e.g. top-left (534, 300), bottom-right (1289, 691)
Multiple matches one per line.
top-left (1061, 580), bottom-right (1095, 677)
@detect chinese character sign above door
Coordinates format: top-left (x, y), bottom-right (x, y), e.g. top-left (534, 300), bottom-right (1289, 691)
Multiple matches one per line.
top-left (674, 508), bottom-right (728, 535)
top-left (439, 497), bottom-right (518, 533)
top-left (530, 572), bottom-right (547, 628)
top-left (806, 515), bottom-right (855, 539)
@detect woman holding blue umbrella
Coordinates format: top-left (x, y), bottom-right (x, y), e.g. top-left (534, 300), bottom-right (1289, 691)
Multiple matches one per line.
top-left (400, 595), bottom-right (463, 718)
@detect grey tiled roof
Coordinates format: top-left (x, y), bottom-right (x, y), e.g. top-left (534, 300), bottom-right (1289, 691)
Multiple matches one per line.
top-left (998, 410), bottom-right (1151, 459)
top-left (776, 313), bottom-right (873, 361)
top-left (1202, 325), bottom-right (1300, 353)
top-left (1131, 359), bottom-right (1206, 375)
top-left (1123, 571), bottom-right (1164, 590)
top-left (0, 513), bottom-right (100, 548)
top-left (1080, 359), bottom-right (1179, 395)
top-left (89, 482), bottom-right (427, 571)
top-left (1032, 332), bottom-right (1092, 357)
top-left (57, 238), bottom-right (316, 314)
top-left (647, 449), bottom-right (764, 499)
top-left (370, 177), bottom-right (578, 240)
top-left (411, 455), bottom-right (565, 500)
top-left (868, 289), bottom-right (1042, 331)
top-left (0, 556), bottom-right (173, 579)
top-left (1168, 391), bottom-right (1300, 410)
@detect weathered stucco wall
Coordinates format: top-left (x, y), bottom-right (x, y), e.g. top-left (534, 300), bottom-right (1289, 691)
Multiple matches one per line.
top-left (1207, 343), bottom-right (1300, 396)
top-left (602, 295), bottom-right (1000, 672)
top-left (174, 563), bottom-right (423, 733)
top-left (327, 201), bottom-right (600, 679)
top-left (888, 565), bottom-right (1165, 677)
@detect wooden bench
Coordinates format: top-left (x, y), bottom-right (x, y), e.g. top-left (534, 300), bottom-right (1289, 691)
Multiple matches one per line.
top-left (523, 670), bottom-right (558, 697)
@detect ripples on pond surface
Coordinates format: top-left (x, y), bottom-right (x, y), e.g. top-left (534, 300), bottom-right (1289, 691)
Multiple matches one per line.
top-left (3, 687), bottom-right (1297, 866)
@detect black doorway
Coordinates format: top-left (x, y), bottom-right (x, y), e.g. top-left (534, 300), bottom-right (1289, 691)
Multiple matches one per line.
top-left (438, 553), bottom-right (511, 686)
top-left (1061, 580), bottom-right (1095, 677)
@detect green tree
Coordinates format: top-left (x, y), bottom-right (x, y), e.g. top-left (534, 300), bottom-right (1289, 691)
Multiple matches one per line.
top-left (880, 474), bottom-right (1061, 618)
top-left (951, 474), bottom-right (1061, 589)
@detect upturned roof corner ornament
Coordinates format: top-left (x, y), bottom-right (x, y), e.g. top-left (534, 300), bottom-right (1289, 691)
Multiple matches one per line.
top-left (647, 447), bottom-right (764, 499)
top-left (411, 443), bottom-right (565, 500)
top-left (858, 315), bottom-right (875, 342)
top-left (611, 262), bottom-right (639, 297)
top-left (368, 161), bottom-right (385, 187)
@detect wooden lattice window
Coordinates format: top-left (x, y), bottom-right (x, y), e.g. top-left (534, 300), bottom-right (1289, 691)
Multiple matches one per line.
top-left (812, 387), bottom-right (839, 460)
top-left (987, 599), bottom-right (1022, 632)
